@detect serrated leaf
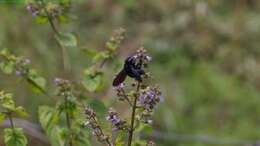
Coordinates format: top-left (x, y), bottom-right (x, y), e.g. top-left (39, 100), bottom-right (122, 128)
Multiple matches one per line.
top-left (58, 128), bottom-right (69, 140)
top-left (38, 106), bottom-right (56, 130)
top-left (0, 91), bottom-right (16, 111)
top-left (38, 106), bottom-right (64, 146)
top-left (49, 126), bottom-right (65, 146)
top-left (15, 106), bottom-right (28, 117)
top-left (82, 69), bottom-right (103, 92)
top-left (4, 128), bottom-right (28, 146)
top-left (2, 102), bottom-right (16, 111)
top-left (55, 32), bottom-right (78, 48)
top-left (0, 62), bottom-right (14, 74)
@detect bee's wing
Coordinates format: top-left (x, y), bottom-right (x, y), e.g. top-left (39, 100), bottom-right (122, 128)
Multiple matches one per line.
top-left (113, 69), bottom-right (127, 86)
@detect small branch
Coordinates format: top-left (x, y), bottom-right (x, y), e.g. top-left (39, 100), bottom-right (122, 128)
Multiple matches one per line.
top-left (128, 81), bottom-right (140, 146)
top-left (120, 88), bottom-right (133, 107)
top-left (99, 58), bottom-right (108, 68)
top-left (7, 113), bottom-right (15, 129)
top-left (81, 104), bottom-right (112, 146)
top-left (64, 96), bottom-right (73, 146)
top-left (39, 0), bottom-right (70, 71)
top-left (39, 0), bottom-right (59, 35)
top-left (91, 116), bottom-right (113, 146)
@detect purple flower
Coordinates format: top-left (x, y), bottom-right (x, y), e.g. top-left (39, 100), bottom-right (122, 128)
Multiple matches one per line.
top-left (106, 114), bottom-right (121, 126)
top-left (139, 89), bottom-right (162, 111)
top-left (106, 108), bottom-right (127, 131)
top-left (15, 71), bottom-right (22, 76)
top-left (26, 4), bottom-right (39, 17)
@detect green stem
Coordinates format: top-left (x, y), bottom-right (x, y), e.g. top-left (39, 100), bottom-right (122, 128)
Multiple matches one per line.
top-left (39, 0), bottom-right (69, 72)
top-left (65, 96), bottom-right (73, 146)
top-left (128, 81), bottom-right (140, 146)
top-left (7, 112), bottom-right (17, 143)
top-left (7, 113), bottom-right (15, 129)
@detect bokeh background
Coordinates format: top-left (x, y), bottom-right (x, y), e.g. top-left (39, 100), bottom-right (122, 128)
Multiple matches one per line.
top-left (1, 0), bottom-right (260, 146)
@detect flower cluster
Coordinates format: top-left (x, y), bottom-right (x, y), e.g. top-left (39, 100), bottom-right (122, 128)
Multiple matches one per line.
top-left (15, 58), bottom-right (31, 76)
top-left (106, 108), bottom-right (128, 131)
top-left (106, 28), bottom-right (126, 51)
top-left (84, 48), bottom-right (161, 145)
top-left (139, 86), bottom-right (162, 111)
top-left (54, 78), bottom-right (73, 97)
top-left (84, 107), bottom-right (110, 143)
top-left (138, 86), bottom-right (162, 124)
top-left (0, 49), bottom-right (31, 77)
top-left (26, 3), bottom-right (40, 17)
top-left (26, 1), bottom-right (71, 19)
top-left (133, 47), bottom-right (152, 70)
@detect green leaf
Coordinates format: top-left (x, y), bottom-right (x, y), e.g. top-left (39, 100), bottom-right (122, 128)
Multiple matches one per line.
top-left (4, 128), bottom-right (28, 146)
top-left (92, 51), bottom-right (110, 63)
top-left (49, 126), bottom-right (65, 146)
top-left (86, 99), bottom-right (107, 118)
top-left (82, 48), bottom-right (98, 57)
top-left (55, 32), bottom-right (78, 48)
top-left (115, 131), bottom-right (127, 146)
top-left (57, 15), bottom-right (68, 23)
top-left (136, 124), bottom-right (153, 135)
top-left (38, 106), bottom-right (64, 146)
top-left (27, 69), bottom-right (46, 94)
top-left (35, 16), bottom-right (48, 24)
top-left (2, 101), bottom-right (16, 111)
top-left (15, 106), bottom-right (28, 117)
top-left (0, 91), bottom-right (16, 111)
top-left (38, 106), bottom-right (56, 130)
top-left (74, 132), bottom-right (91, 146)
top-left (0, 62), bottom-right (14, 74)
top-left (82, 69), bottom-right (103, 92)
top-left (0, 113), bottom-right (5, 124)
top-left (106, 41), bottom-right (118, 51)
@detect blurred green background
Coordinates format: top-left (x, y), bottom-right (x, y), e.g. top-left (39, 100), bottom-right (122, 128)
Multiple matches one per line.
top-left (1, 0), bottom-right (260, 146)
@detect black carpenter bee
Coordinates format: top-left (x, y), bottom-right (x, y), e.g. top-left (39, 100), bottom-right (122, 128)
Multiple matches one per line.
top-left (113, 56), bottom-right (145, 86)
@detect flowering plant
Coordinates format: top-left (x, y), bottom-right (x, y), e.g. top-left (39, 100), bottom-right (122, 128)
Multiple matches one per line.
top-left (84, 48), bottom-right (163, 146)
top-left (0, 0), bottom-right (163, 146)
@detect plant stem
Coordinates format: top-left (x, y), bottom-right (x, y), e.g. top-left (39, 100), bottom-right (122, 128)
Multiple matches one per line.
top-left (7, 112), bottom-right (17, 142)
top-left (91, 116), bottom-right (113, 146)
top-left (7, 113), bottom-right (15, 129)
top-left (65, 96), bottom-right (73, 146)
top-left (128, 81), bottom-right (140, 146)
top-left (39, 0), bottom-right (70, 72)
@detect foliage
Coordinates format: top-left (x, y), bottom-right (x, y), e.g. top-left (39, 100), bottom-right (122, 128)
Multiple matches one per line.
top-left (3, 0), bottom-right (260, 146)
top-left (0, 91), bottom-right (28, 146)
